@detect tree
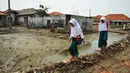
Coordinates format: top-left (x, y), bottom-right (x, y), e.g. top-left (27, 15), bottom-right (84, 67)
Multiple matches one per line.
top-left (37, 5), bottom-right (49, 17)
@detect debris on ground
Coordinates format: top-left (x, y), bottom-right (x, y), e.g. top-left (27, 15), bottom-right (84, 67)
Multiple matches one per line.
top-left (121, 60), bottom-right (130, 67)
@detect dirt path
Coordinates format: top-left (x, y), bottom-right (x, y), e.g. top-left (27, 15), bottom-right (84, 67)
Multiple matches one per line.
top-left (84, 46), bottom-right (130, 73)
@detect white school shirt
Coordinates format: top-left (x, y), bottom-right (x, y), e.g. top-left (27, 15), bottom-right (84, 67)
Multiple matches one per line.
top-left (98, 22), bottom-right (108, 31)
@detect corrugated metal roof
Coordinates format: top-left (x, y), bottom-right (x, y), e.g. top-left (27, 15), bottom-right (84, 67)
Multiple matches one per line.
top-left (17, 8), bottom-right (37, 16)
top-left (4, 9), bottom-right (18, 13)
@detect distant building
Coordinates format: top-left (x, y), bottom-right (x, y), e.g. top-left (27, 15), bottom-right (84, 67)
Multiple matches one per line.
top-left (0, 11), bottom-right (7, 27)
top-left (47, 12), bottom-right (93, 32)
top-left (106, 14), bottom-right (130, 26)
top-left (5, 9), bottom-right (18, 25)
top-left (17, 8), bottom-right (38, 28)
top-left (95, 14), bottom-right (130, 25)
top-left (64, 14), bottom-right (93, 32)
top-left (3, 9), bottom-right (94, 30)
top-left (4, 8), bottom-right (40, 28)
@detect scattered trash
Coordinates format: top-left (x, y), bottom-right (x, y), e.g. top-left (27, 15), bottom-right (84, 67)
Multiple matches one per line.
top-left (59, 36), bottom-right (65, 39)
top-left (121, 60), bottom-right (130, 67)
top-left (99, 70), bottom-right (114, 73)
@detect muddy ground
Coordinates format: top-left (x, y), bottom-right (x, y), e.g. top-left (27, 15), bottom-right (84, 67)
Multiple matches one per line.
top-left (0, 27), bottom-right (98, 72)
top-left (0, 27), bottom-right (129, 73)
top-left (0, 27), bottom-right (68, 72)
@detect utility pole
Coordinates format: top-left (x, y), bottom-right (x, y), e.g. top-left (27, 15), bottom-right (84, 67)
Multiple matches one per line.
top-left (89, 9), bottom-right (91, 17)
top-left (8, 0), bottom-right (12, 29)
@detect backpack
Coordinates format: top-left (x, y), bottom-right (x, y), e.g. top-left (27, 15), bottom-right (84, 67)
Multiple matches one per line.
top-left (76, 35), bottom-right (83, 45)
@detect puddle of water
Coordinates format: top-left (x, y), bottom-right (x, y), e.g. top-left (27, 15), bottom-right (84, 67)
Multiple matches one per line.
top-left (44, 32), bottom-right (124, 63)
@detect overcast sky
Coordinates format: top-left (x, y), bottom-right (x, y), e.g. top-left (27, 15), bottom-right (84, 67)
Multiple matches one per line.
top-left (0, 0), bottom-right (130, 17)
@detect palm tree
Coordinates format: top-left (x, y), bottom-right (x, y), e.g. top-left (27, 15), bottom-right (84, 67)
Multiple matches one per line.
top-left (36, 5), bottom-right (49, 28)
top-left (37, 5), bottom-right (49, 17)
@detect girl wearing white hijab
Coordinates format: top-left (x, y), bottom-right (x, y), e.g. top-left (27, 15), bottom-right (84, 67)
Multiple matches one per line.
top-left (98, 16), bottom-right (109, 49)
top-left (68, 18), bottom-right (85, 61)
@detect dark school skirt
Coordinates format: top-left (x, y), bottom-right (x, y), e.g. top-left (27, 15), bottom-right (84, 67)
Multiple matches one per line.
top-left (69, 38), bottom-right (79, 56)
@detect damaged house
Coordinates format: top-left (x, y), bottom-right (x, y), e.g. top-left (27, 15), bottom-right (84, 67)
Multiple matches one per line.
top-left (3, 8), bottom-right (94, 31)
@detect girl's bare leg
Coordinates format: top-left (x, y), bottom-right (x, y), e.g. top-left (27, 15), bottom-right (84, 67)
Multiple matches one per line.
top-left (69, 55), bottom-right (74, 61)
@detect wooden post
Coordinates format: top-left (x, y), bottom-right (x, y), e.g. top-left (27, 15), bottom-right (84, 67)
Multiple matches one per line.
top-left (8, 0), bottom-right (12, 29)
top-left (50, 23), bottom-right (54, 32)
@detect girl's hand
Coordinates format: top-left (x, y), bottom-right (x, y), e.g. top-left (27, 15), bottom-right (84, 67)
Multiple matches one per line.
top-left (82, 39), bottom-right (85, 44)
top-left (69, 38), bottom-right (72, 43)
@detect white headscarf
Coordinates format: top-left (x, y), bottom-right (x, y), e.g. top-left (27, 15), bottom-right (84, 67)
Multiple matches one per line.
top-left (69, 18), bottom-right (84, 39)
top-left (100, 16), bottom-right (106, 23)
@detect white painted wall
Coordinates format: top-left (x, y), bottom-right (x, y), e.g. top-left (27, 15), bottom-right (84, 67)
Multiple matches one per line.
top-left (50, 15), bottom-right (66, 24)
top-left (10, 13), bottom-right (15, 22)
top-left (86, 18), bottom-right (93, 30)
top-left (71, 16), bottom-right (86, 26)
top-left (28, 17), bottom-right (42, 28)
top-left (70, 15), bottom-right (93, 31)
top-left (71, 15), bottom-right (87, 28)
top-left (27, 16), bottom-right (54, 28)
top-left (27, 15), bottom-right (66, 28)
top-left (42, 17), bottom-right (53, 25)
top-left (17, 14), bottom-right (92, 30)
top-left (6, 13), bottom-right (16, 24)
top-left (19, 17), bottom-right (24, 23)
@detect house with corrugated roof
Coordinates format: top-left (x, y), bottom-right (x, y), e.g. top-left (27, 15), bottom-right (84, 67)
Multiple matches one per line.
top-left (5, 8), bottom-right (41, 28)
top-left (16, 8), bottom-right (38, 28)
top-left (3, 8), bottom-right (93, 30)
top-left (5, 9), bottom-right (18, 25)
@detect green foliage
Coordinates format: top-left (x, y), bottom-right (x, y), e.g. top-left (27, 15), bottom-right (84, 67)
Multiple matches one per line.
top-left (37, 5), bottom-right (49, 17)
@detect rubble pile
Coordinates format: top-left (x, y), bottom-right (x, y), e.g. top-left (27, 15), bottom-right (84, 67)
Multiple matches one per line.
top-left (17, 34), bottom-right (130, 73)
